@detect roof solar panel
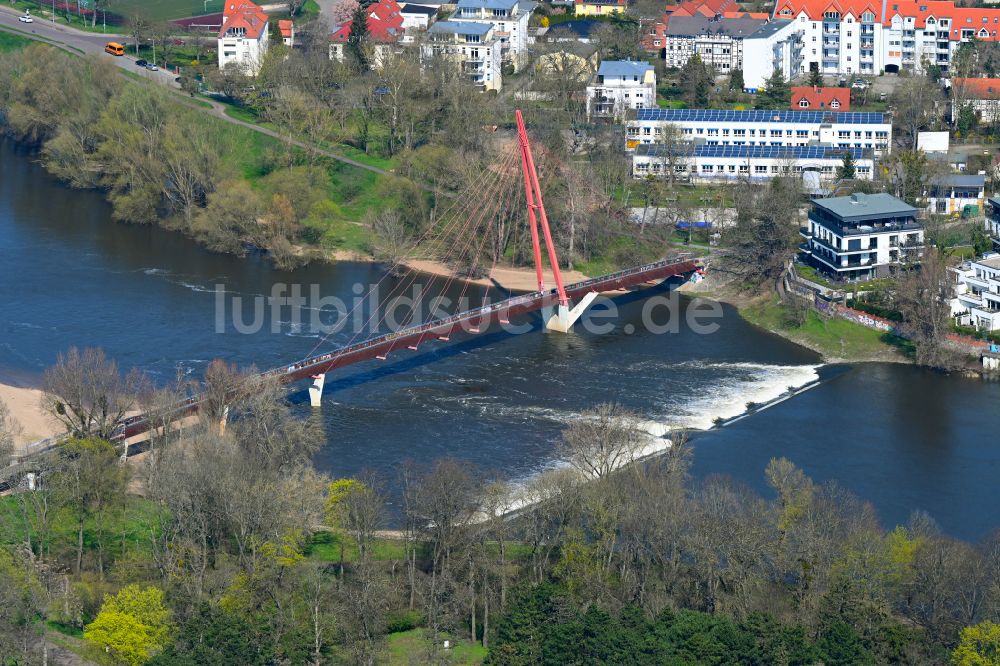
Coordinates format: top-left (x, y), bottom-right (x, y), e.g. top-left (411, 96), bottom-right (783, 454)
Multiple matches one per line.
top-left (634, 108), bottom-right (886, 125)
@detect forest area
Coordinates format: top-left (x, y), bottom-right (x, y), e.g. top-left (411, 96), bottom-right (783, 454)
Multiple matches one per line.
top-left (0, 349), bottom-right (999, 664)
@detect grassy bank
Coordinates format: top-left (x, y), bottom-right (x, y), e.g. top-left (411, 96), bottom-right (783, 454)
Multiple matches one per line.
top-left (740, 296), bottom-right (913, 361)
top-left (0, 30), bottom-right (32, 52)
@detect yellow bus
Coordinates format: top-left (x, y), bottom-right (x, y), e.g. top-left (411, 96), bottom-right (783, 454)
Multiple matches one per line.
top-left (104, 42), bottom-right (125, 56)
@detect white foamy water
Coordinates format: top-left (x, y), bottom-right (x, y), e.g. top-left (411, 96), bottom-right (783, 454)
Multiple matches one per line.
top-left (480, 361), bottom-right (823, 519)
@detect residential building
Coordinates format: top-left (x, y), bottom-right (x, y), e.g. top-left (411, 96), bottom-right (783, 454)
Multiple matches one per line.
top-left (217, 0), bottom-right (269, 75)
top-left (988, 195), bottom-right (1000, 243)
top-left (632, 144), bottom-right (874, 182)
top-left (574, 0), bottom-right (627, 16)
top-left (278, 19), bottom-right (294, 47)
top-left (587, 60), bottom-right (656, 120)
top-left (801, 192), bottom-right (923, 281)
top-left (448, 0), bottom-right (530, 69)
top-left (400, 3), bottom-right (438, 34)
top-left (329, 0), bottom-right (404, 67)
top-left (791, 85), bottom-right (851, 110)
top-left (926, 174), bottom-right (985, 215)
top-left (422, 20), bottom-right (503, 91)
top-left (740, 17), bottom-right (806, 89)
top-left (773, 0), bottom-right (1000, 77)
top-left (625, 108), bottom-right (892, 153)
top-left (951, 253), bottom-right (1000, 330)
top-left (951, 77), bottom-right (1000, 123)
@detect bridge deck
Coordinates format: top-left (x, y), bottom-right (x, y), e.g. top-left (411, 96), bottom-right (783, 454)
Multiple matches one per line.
top-left (17, 258), bottom-right (699, 450)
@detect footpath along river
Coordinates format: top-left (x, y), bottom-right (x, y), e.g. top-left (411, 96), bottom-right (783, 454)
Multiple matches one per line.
top-left (1, 138), bottom-right (998, 540)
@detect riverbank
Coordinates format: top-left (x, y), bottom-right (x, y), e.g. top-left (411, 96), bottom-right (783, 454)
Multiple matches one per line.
top-left (0, 382), bottom-right (57, 454)
top-left (680, 279), bottom-right (912, 364)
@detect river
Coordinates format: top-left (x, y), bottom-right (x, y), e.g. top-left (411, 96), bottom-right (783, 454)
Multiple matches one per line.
top-left (1, 138), bottom-right (998, 540)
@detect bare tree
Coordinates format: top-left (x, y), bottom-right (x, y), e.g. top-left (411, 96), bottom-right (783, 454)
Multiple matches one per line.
top-left (894, 247), bottom-right (960, 369)
top-left (41, 347), bottom-right (148, 439)
top-left (557, 403), bottom-right (647, 480)
top-left (0, 400), bottom-right (20, 468)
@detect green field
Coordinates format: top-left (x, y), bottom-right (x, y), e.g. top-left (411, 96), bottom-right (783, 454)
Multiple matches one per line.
top-left (109, 0), bottom-right (227, 22)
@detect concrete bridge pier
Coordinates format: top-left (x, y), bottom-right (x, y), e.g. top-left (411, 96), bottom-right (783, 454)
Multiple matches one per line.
top-left (309, 373), bottom-right (326, 407)
top-left (545, 292), bottom-right (599, 333)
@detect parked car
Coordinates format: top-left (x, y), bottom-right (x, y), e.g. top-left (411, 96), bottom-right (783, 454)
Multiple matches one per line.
top-left (135, 59), bottom-right (147, 67)
top-left (145, 63), bottom-right (159, 71)
top-left (18, 14), bottom-right (33, 22)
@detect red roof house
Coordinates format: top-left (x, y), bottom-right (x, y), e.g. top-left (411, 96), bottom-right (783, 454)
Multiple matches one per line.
top-left (330, 0), bottom-right (405, 45)
top-left (219, 0), bottom-right (268, 39)
top-left (791, 86), bottom-right (851, 111)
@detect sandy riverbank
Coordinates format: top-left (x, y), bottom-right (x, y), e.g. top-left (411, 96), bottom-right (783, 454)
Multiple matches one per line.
top-left (0, 382), bottom-right (58, 454)
top-left (328, 249), bottom-right (630, 295)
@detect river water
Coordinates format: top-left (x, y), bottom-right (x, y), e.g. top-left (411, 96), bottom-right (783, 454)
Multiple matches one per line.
top-left (1, 139), bottom-right (998, 540)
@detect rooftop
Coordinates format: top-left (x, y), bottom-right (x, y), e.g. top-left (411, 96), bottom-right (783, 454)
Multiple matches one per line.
top-left (812, 192), bottom-right (917, 220)
top-left (598, 60), bottom-right (654, 77)
top-left (662, 15), bottom-right (769, 37)
top-left (749, 17), bottom-right (794, 37)
top-left (428, 19), bottom-right (494, 35)
top-left (636, 144), bottom-right (869, 159)
top-left (401, 3), bottom-right (439, 13)
top-left (791, 86), bottom-right (851, 111)
top-left (456, 0), bottom-right (519, 9)
top-left (219, 0), bottom-right (268, 39)
top-left (932, 174), bottom-right (986, 187)
top-left (977, 255), bottom-right (1000, 270)
top-left (633, 108), bottom-right (887, 124)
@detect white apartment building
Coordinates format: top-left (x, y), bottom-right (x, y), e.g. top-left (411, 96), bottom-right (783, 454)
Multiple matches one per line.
top-left (773, 0), bottom-right (1000, 76)
top-left (217, 0), bottom-right (270, 75)
top-left (632, 144), bottom-right (874, 182)
top-left (989, 196), bottom-right (1000, 244)
top-left (625, 108), bottom-right (892, 153)
top-left (952, 253), bottom-right (1000, 330)
top-left (801, 192), bottom-right (924, 281)
top-left (661, 16), bottom-right (804, 89)
top-left (927, 174), bottom-right (986, 215)
top-left (422, 20), bottom-right (503, 91)
top-left (587, 60), bottom-right (656, 120)
top-left (448, 0), bottom-right (531, 70)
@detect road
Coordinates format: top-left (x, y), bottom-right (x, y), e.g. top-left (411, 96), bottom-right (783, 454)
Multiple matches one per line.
top-left (0, 6), bottom-right (413, 185)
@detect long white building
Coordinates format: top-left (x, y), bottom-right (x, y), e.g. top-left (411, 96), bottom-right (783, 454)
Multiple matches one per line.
top-left (625, 108), bottom-right (892, 153)
top-left (632, 144), bottom-right (874, 182)
top-left (773, 0), bottom-right (1000, 76)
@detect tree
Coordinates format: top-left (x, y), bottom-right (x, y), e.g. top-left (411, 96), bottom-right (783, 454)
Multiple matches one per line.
top-left (756, 69), bottom-right (791, 109)
top-left (894, 247), bottom-right (957, 368)
top-left (127, 13), bottom-right (150, 56)
top-left (42, 347), bottom-right (147, 439)
top-left (728, 68), bottom-right (744, 92)
top-left (838, 150), bottom-right (856, 180)
top-left (892, 77), bottom-right (941, 149)
top-left (952, 621), bottom-right (1000, 665)
top-left (722, 176), bottom-right (801, 289)
top-left (51, 438), bottom-right (128, 575)
top-left (347, 1), bottom-right (370, 69)
top-left (0, 399), bottom-right (19, 468)
top-left (85, 585), bottom-right (173, 666)
top-left (680, 55), bottom-right (712, 107)
top-left (808, 65), bottom-right (823, 88)
top-left (149, 602), bottom-right (274, 666)
top-left (557, 403), bottom-right (646, 480)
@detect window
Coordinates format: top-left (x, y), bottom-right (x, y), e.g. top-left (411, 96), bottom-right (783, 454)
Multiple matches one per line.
top-left (830, 99), bottom-right (841, 108)
top-left (799, 98), bottom-right (810, 107)
top-left (755, 165), bottom-right (768, 173)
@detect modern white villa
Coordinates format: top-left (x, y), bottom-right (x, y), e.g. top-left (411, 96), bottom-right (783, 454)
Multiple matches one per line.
top-left (800, 192), bottom-right (923, 281)
top-left (952, 253), bottom-right (1000, 331)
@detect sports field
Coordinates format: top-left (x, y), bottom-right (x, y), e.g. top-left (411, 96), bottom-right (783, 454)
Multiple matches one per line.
top-left (109, 0), bottom-right (227, 22)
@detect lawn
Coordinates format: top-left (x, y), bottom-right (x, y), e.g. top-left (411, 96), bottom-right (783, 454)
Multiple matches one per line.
top-left (792, 262), bottom-right (895, 293)
top-left (111, 0), bottom-right (227, 21)
top-left (386, 629), bottom-right (488, 665)
top-left (741, 296), bottom-right (913, 360)
top-left (0, 29), bottom-right (32, 52)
